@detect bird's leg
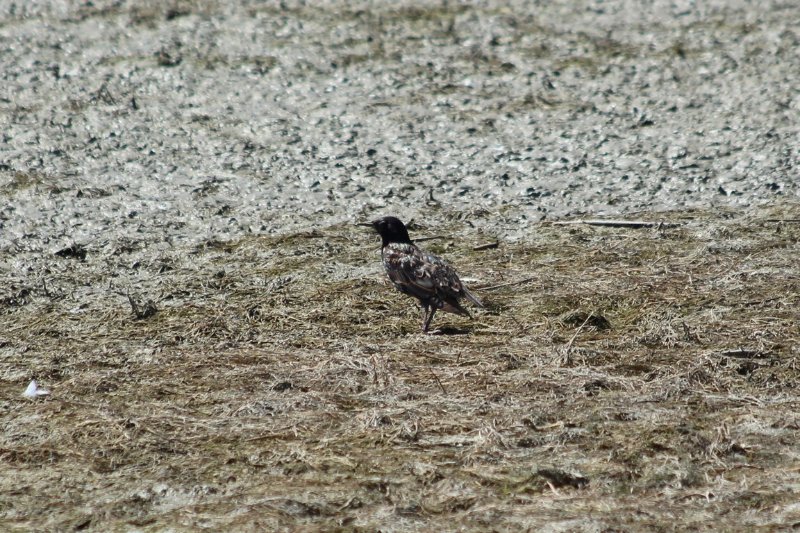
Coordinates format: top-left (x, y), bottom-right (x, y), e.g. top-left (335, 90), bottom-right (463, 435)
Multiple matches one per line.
top-left (423, 306), bottom-right (437, 333)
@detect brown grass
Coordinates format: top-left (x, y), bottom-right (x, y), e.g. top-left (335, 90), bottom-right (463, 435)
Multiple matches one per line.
top-left (2, 204), bottom-right (799, 531)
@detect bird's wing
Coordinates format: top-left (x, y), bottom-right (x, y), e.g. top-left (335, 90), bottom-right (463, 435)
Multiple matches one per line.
top-left (422, 251), bottom-right (475, 315)
top-left (383, 244), bottom-right (480, 316)
top-left (383, 244), bottom-right (438, 301)
top-left (422, 252), bottom-right (467, 299)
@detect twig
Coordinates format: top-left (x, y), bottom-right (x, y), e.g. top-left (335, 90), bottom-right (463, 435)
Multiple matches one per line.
top-left (508, 313), bottom-right (528, 334)
top-left (113, 289), bottom-right (158, 319)
top-left (481, 277), bottom-right (536, 292)
top-left (427, 188), bottom-right (438, 204)
top-left (414, 235), bottom-right (447, 242)
top-left (245, 431), bottom-right (299, 442)
top-left (565, 311), bottom-right (593, 353)
top-left (418, 353), bottom-right (451, 364)
top-left (718, 348), bottom-right (766, 359)
top-left (553, 219), bottom-right (679, 228)
top-left (428, 366), bottom-right (447, 394)
top-left (473, 242), bottom-right (498, 251)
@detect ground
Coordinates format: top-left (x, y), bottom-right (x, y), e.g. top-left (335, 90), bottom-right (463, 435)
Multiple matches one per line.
top-left (2, 205), bottom-right (799, 530)
top-left (1, 1), bottom-right (799, 531)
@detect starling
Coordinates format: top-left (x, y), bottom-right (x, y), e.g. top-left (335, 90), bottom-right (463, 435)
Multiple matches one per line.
top-left (363, 216), bottom-right (483, 333)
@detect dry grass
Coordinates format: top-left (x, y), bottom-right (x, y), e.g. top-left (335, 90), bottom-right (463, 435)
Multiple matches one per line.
top-left (1, 204), bottom-right (799, 531)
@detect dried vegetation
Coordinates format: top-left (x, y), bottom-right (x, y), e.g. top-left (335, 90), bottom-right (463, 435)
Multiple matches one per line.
top-left (1, 204), bottom-right (799, 530)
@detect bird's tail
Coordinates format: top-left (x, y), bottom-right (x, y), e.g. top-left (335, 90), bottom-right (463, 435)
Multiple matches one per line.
top-left (464, 287), bottom-right (484, 308)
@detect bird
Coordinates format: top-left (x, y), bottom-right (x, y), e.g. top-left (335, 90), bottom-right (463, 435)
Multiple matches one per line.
top-left (362, 216), bottom-right (483, 333)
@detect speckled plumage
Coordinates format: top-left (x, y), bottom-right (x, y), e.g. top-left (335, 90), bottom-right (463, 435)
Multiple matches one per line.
top-left (364, 216), bottom-right (483, 332)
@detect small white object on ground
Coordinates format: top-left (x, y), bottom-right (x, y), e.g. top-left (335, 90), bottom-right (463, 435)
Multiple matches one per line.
top-left (23, 380), bottom-right (49, 398)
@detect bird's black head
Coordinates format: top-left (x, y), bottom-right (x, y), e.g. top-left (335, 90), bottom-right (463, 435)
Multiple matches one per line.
top-left (364, 216), bottom-right (412, 247)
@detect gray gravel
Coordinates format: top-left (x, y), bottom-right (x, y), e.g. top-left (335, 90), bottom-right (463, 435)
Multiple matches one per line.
top-left (1, 0), bottom-right (798, 250)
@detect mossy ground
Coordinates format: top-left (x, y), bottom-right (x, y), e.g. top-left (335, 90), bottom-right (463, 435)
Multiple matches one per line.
top-left (1, 204), bottom-right (798, 530)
